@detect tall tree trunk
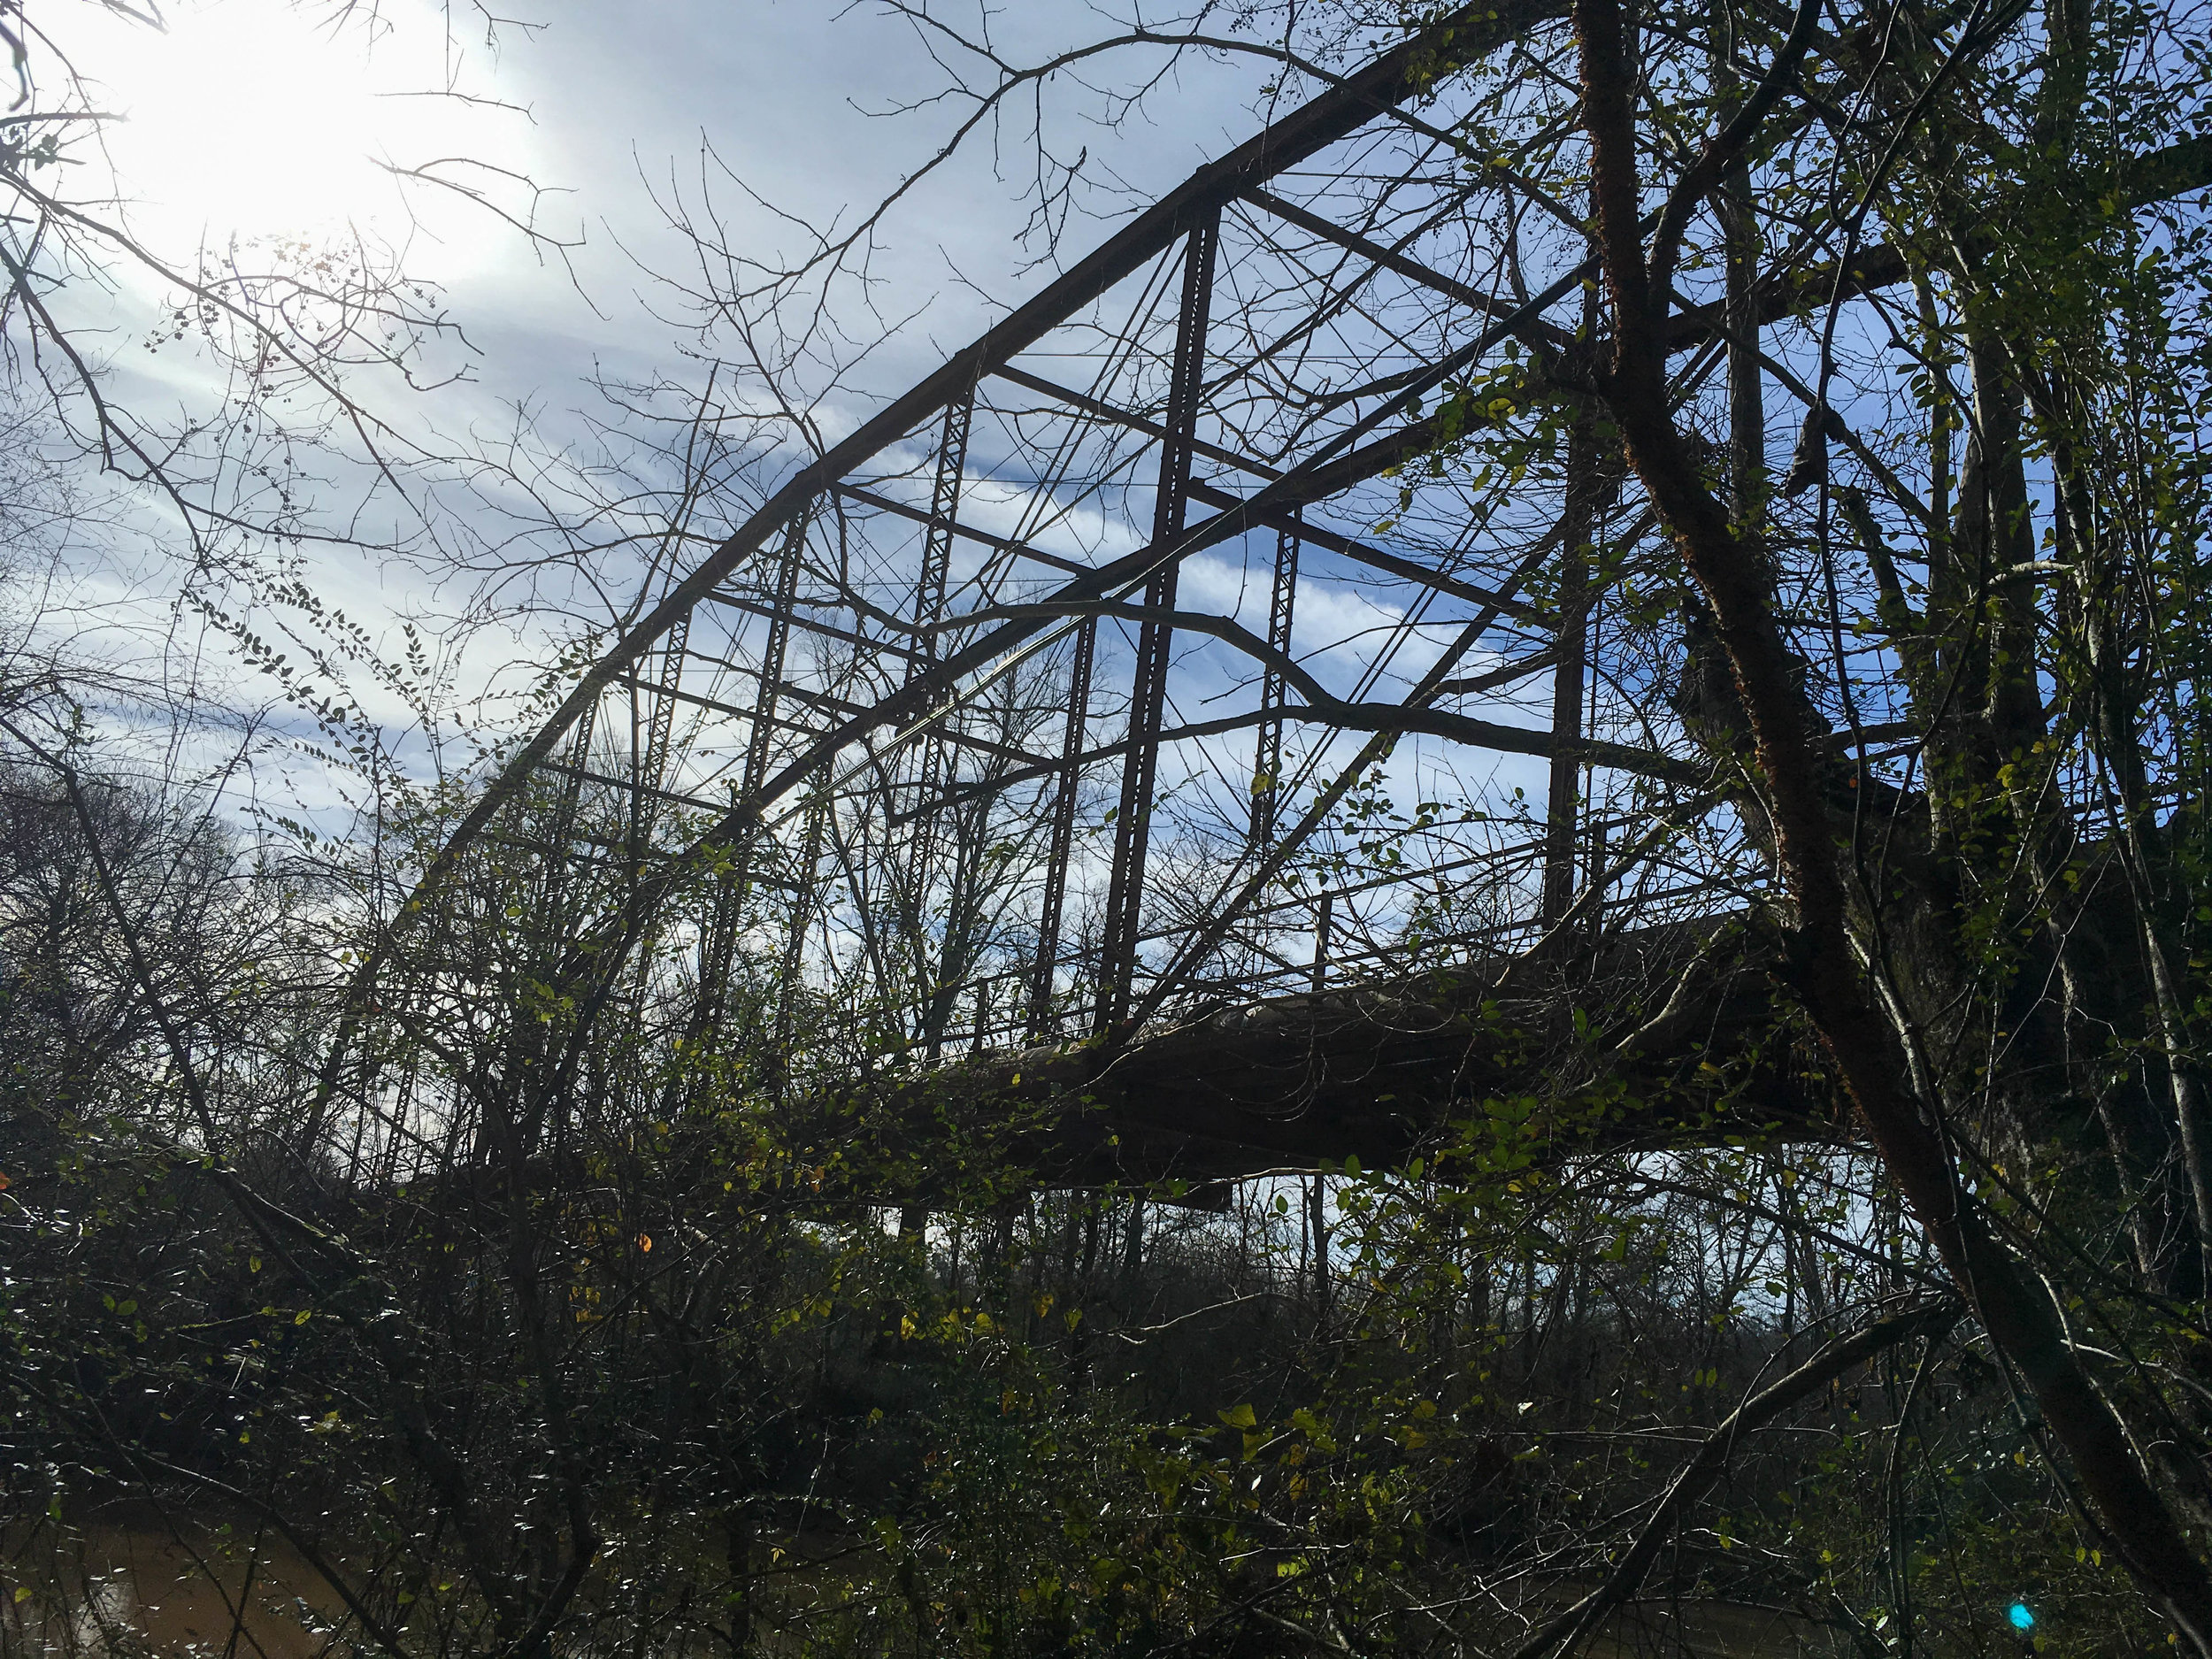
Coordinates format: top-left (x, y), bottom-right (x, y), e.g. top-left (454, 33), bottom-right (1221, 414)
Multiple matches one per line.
top-left (1571, 0), bottom-right (2212, 1641)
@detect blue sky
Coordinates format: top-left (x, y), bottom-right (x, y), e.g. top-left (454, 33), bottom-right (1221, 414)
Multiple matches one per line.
top-left (38, 0), bottom-right (1302, 693)
top-left (19, 0), bottom-right (1587, 969)
top-left (9, 4), bottom-right (1260, 768)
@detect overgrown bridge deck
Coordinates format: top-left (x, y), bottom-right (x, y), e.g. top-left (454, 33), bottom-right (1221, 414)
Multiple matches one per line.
top-left (871, 925), bottom-right (1847, 1194)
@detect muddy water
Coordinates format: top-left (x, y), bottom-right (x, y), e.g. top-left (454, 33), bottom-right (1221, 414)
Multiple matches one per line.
top-left (1583, 1600), bottom-right (1835, 1657)
top-left (3, 1515), bottom-right (348, 1658)
top-left (5, 1516), bottom-right (1831, 1656)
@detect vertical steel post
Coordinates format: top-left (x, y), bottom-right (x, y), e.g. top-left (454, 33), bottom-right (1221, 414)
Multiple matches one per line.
top-left (1540, 412), bottom-right (1595, 929)
top-left (908, 397), bottom-right (972, 1055)
top-left (743, 510), bottom-right (813, 803)
top-left (770, 772), bottom-right (828, 1102)
top-left (630, 610), bottom-right (692, 856)
top-left (1028, 617), bottom-right (1096, 1035)
top-left (1098, 216), bottom-right (1219, 1027)
top-left (558, 704), bottom-right (599, 820)
top-left (699, 508), bottom-right (810, 1030)
top-left (624, 608), bottom-right (695, 1025)
top-left (914, 397), bottom-right (972, 660)
top-left (1250, 518), bottom-right (1301, 845)
top-left (1311, 890), bottom-right (1333, 995)
top-left (546, 699), bottom-right (598, 910)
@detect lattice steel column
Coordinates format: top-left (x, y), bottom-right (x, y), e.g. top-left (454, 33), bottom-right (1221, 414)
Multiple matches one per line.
top-left (557, 703), bottom-right (599, 819)
top-left (1540, 411), bottom-right (1595, 928)
top-left (909, 397), bottom-right (972, 1055)
top-left (524, 698), bottom-right (603, 1008)
top-left (699, 509), bottom-right (810, 1027)
top-left (914, 398), bottom-right (971, 657)
top-left (1029, 617), bottom-right (1095, 1036)
top-left (1098, 215), bottom-right (1219, 1027)
top-left (1311, 890), bottom-right (1333, 994)
top-left (1250, 518), bottom-right (1301, 845)
top-left (742, 510), bottom-right (812, 802)
top-left (769, 772), bottom-right (829, 1101)
top-left (549, 698), bottom-right (599, 872)
top-left (630, 610), bottom-right (691, 856)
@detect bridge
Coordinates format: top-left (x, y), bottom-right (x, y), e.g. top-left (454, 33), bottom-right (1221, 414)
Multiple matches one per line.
top-left (320, 2), bottom-right (1889, 1185)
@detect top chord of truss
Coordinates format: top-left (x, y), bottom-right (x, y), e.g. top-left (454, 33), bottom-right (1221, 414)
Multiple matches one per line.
top-left (386, 0), bottom-right (1736, 1078)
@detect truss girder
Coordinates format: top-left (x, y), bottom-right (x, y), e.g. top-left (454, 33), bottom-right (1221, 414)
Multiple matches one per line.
top-left (359, 0), bottom-right (1782, 1089)
top-left (1250, 519), bottom-right (1300, 846)
top-left (410, 0), bottom-right (1572, 882)
top-left (1099, 213), bottom-right (1219, 1028)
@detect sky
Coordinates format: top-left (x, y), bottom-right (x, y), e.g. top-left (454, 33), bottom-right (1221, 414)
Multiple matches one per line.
top-left (66, 0), bottom-right (1281, 417)
top-left (19, 0), bottom-right (1567, 930)
top-left (41, 0), bottom-right (1291, 687)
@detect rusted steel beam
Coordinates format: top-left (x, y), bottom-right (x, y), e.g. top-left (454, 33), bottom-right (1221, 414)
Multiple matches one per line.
top-left (1101, 214), bottom-right (1220, 1027)
top-left (1029, 618), bottom-right (1095, 1035)
top-left (395, 0), bottom-right (1571, 904)
top-left (1242, 185), bottom-right (1573, 347)
top-left (992, 364), bottom-right (1285, 481)
top-left (828, 481), bottom-right (1087, 576)
top-left (1183, 479), bottom-right (1542, 622)
top-left (1250, 518), bottom-right (1300, 845)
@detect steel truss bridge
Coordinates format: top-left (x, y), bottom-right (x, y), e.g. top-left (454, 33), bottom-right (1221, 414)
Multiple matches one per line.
top-left (343, 1), bottom-right (1872, 1180)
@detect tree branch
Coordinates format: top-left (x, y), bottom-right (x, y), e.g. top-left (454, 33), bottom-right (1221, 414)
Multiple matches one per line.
top-left (1510, 1299), bottom-right (1959, 1659)
top-left (1571, 0), bottom-right (2212, 1642)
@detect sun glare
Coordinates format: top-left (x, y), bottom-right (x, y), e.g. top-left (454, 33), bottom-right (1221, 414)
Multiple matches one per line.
top-left (85, 0), bottom-right (479, 250)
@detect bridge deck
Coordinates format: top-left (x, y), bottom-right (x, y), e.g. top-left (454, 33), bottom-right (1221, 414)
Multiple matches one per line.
top-left (874, 924), bottom-right (1848, 1194)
